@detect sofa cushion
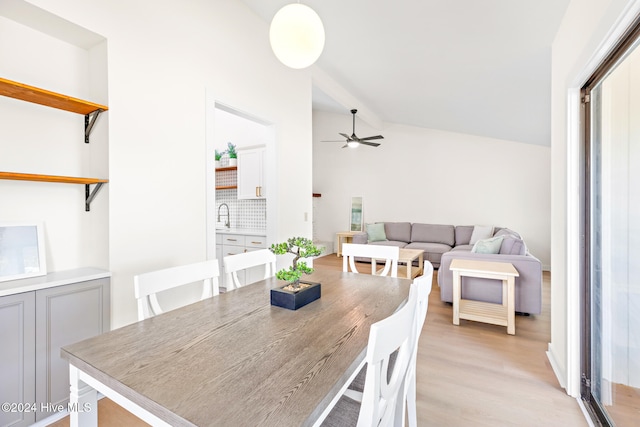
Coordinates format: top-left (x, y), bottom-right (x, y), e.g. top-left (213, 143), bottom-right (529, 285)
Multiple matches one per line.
top-left (454, 226), bottom-right (474, 246)
top-left (411, 224), bottom-right (455, 246)
top-left (471, 236), bottom-right (504, 254)
top-left (469, 225), bottom-right (494, 244)
top-left (384, 222), bottom-right (412, 243)
top-left (367, 240), bottom-right (408, 249)
top-left (405, 242), bottom-right (452, 264)
top-left (451, 244), bottom-right (473, 252)
top-left (500, 236), bottom-right (527, 255)
top-left (366, 223), bottom-right (387, 242)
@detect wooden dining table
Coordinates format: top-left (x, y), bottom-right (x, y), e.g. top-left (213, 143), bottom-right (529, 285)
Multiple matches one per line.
top-left (61, 268), bottom-right (412, 427)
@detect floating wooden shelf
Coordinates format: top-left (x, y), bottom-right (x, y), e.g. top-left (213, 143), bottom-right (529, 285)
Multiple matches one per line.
top-left (215, 185), bottom-right (237, 190)
top-left (312, 193), bottom-right (322, 198)
top-left (0, 172), bottom-right (108, 211)
top-left (0, 78), bottom-right (109, 211)
top-left (215, 166), bottom-right (237, 171)
top-left (0, 172), bottom-right (108, 185)
top-left (0, 77), bottom-right (108, 115)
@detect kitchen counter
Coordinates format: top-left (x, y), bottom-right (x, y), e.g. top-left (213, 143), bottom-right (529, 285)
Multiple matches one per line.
top-left (216, 227), bottom-right (266, 236)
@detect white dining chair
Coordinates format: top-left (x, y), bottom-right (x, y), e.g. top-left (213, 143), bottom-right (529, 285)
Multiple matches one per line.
top-left (320, 282), bottom-right (419, 427)
top-left (405, 265), bottom-right (433, 427)
top-left (342, 243), bottom-right (399, 278)
top-left (341, 266), bottom-right (434, 426)
top-left (223, 248), bottom-right (277, 291)
top-left (133, 259), bottom-right (220, 321)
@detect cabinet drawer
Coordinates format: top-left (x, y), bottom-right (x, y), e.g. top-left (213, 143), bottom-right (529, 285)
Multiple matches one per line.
top-left (245, 236), bottom-right (267, 249)
top-left (222, 245), bottom-right (246, 257)
top-left (221, 235), bottom-right (245, 246)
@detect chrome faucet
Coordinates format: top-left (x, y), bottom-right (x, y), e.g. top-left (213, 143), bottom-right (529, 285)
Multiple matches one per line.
top-left (217, 203), bottom-right (230, 228)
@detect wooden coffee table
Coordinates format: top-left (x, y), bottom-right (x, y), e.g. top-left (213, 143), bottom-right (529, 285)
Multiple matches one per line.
top-left (449, 259), bottom-right (519, 335)
top-left (373, 248), bottom-right (424, 279)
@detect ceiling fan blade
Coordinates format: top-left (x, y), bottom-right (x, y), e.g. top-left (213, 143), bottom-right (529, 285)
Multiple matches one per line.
top-left (341, 144), bottom-right (349, 148)
top-left (359, 135), bottom-right (384, 141)
top-left (360, 141), bottom-right (381, 147)
top-left (339, 133), bottom-right (352, 140)
top-left (321, 140), bottom-right (348, 142)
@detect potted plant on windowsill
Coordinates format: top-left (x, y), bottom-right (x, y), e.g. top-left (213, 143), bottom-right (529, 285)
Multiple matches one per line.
top-left (269, 237), bottom-right (323, 310)
top-left (226, 142), bottom-right (238, 167)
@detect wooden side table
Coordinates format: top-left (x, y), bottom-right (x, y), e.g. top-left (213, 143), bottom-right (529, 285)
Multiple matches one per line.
top-left (335, 231), bottom-right (358, 257)
top-left (450, 259), bottom-right (519, 335)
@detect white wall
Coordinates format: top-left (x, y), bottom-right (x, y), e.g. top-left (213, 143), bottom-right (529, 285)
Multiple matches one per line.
top-left (0, 14), bottom-right (109, 272)
top-left (313, 110), bottom-right (551, 267)
top-left (550, 0), bottom-right (640, 396)
top-left (3, 0), bottom-right (315, 328)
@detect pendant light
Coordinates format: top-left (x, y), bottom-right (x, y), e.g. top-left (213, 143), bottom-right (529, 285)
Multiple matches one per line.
top-left (269, 3), bottom-right (325, 69)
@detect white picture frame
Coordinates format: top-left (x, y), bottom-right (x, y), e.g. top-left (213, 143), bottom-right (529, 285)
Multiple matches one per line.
top-left (350, 196), bottom-right (364, 232)
top-left (0, 221), bottom-right (47, 282)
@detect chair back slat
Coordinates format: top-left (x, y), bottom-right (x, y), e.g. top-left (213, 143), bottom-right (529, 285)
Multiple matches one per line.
top-left (223, 249), bottom-right (277, 290)
top-left (342, 243), bottom-right (399, 278)
top-left (134, 260), bottom-right (220, 321)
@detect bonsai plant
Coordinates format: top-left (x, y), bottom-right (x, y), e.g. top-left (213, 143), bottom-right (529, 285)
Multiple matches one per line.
top-left (270, 237), bottom-right (323, 291)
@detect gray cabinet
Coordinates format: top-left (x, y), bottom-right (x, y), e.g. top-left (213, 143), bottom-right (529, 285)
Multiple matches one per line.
top-left (0, 271), bottom-right (110, 426)
top-left (35, 278), bottom-right (110, 421)
top-left (217, 233), bottom-right (267, 289)
top-left (0, 292), bottom-right (36, 427)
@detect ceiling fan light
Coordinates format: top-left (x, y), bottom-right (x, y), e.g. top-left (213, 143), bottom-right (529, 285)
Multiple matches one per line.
top-left (347, 141), bottom-right (359, 148)
top-left (269, 4), bottom-right (325, 69)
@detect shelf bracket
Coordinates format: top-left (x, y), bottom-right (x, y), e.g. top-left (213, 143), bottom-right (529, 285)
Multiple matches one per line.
top-left (85, 182), bottom-right (104, 211)
top-left (84, 109), bottom-right (104, 143)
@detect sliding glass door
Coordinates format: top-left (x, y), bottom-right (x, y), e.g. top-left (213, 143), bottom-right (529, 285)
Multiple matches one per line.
top-left (582, 21), bottom-right (640, 426)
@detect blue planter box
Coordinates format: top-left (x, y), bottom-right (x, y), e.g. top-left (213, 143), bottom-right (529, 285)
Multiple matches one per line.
top-left (270, 281), bottom-right (321, 310)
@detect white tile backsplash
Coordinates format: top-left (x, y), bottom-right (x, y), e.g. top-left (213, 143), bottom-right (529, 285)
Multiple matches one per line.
top-left (215, 168), bottom-right (266, 230)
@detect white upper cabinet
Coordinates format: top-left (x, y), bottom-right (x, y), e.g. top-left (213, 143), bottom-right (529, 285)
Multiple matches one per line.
top-left (237, 146), bottom-right (266, 199)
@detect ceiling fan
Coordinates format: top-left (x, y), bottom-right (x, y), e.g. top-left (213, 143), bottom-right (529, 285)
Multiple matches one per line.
top-left (322, 109), bottom-right (384, 148)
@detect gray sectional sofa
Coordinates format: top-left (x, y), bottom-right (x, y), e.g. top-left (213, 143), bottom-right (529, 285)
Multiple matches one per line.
top-left (351, 222), bottom-right (542, 315)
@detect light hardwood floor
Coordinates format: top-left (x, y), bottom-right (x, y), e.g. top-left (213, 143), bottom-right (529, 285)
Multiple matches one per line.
top-left (50, 255), bottom-right (588, 426)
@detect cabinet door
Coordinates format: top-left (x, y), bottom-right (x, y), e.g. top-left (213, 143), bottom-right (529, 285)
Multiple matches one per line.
top-left (34, 279), bottom-right (110, 421)
top-left (0, 292), bottom-right (36, 427)
top-left (237, 147), bottom-right (266, 199)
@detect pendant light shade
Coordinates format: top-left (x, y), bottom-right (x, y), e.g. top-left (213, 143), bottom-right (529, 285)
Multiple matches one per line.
top-left (269, 4), bottom-right (325, 69)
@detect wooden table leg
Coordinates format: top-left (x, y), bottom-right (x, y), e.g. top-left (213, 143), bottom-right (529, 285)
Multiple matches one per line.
top-left (507, 276), bottom-right (515, 335)
top-left (452, 270), bottom-right (461, 326)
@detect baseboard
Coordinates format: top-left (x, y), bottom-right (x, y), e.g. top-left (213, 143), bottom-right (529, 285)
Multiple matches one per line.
top-left (547, 343), bottom-right (567, 390)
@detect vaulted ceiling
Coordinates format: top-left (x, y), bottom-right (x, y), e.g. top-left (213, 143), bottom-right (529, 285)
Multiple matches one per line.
top-left (241, 0), bottom-right (570, 146)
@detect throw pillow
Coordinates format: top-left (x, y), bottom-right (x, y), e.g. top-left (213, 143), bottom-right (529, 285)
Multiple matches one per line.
top-left (471, 236), bottom-right (504, 254)
top-left (366, 223), bottom-right (387, 242)
top-left (469, 225), bottom-right (494, 244)
top-left (500, 236), bottom-right (527, 255)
